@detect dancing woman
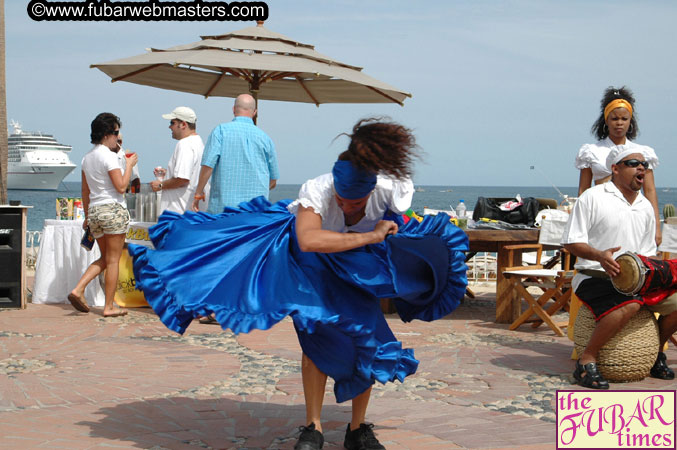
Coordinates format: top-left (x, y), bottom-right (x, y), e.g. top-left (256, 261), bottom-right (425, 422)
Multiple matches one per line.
top-left (129, 118), bottom-right (469, 450)
top-left (575, 86), bottom-right (661, 244)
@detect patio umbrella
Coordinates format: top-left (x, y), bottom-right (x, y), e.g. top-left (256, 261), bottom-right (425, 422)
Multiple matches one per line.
top-left (90, 22), bottom-right (411, 109)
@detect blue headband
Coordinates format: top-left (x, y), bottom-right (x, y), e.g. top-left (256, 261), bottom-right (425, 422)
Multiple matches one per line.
top-left (332, 160), bottom-right (377, 199)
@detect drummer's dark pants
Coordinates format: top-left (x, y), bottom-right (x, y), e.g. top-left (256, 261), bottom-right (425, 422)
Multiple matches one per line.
top-left (576, 277), bottom-right (677, 321)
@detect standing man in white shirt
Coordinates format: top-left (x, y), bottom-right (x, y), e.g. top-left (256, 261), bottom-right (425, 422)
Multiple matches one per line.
top-left (150, 106), bottom-right (209, 213)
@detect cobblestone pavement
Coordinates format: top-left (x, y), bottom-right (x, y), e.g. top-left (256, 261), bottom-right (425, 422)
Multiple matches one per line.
top-left (1, 289), bottom-right (675, 449)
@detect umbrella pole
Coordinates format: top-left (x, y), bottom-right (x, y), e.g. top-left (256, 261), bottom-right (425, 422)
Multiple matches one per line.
top-left (249, 75), bottom-right (260, 125)
top-left (251, 89), bottom-right (258, 125)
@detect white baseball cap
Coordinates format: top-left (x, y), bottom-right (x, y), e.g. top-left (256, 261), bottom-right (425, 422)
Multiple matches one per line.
top-left (162, 106), bottom-right (197, 123)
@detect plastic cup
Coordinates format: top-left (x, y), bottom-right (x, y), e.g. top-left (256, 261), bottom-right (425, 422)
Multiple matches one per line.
top-left (154, 166), bottom-right (166, 181)
top-left (125, 152), bottom-right (136, 158)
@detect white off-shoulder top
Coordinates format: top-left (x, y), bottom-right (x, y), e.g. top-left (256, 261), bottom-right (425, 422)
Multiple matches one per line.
top-left (287, 173), bottom-right (414, 233)
top-left (575, 137), bottom-right (659, 181)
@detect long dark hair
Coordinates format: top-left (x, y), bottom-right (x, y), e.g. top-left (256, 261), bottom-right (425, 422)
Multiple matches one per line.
top-left (591, 86), bottom-right (638, 140)
top-left (90, 112), bottom-right (121, 144)
top-left (336, 117), bottom-right (419, 179)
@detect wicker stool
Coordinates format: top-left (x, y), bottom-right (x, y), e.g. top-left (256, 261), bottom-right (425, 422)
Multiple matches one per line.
top-left (573, 306), bottom-right (659, 382)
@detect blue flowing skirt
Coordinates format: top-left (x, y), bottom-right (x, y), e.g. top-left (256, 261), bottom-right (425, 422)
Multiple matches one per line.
top-left (129, 197), bottom-right (469, 402)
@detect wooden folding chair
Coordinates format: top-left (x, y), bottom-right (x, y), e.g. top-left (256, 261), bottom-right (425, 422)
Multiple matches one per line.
top-left (502, 244), bottom-right (574, 337)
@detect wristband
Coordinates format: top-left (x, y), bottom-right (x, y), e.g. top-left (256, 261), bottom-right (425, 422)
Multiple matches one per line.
top-left (194, 194), bottom-right (205, 200)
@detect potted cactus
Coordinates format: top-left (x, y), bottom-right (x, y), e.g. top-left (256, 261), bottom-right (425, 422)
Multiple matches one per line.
top-left (664, 203), bottom-right (676, 224)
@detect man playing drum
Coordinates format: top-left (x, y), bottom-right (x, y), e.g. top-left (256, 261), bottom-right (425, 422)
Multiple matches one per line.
top-left (562, 147), bottom-right (677, 389)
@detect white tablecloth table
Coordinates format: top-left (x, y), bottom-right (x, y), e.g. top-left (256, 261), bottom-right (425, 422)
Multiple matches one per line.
top-left (33, 220), bottom-right (155, 307)
top-left (33, 220), bottom-right (105, 306)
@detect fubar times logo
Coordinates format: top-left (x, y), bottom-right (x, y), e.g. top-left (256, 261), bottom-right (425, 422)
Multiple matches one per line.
top-left (556, 390), bottom-right (676, 449)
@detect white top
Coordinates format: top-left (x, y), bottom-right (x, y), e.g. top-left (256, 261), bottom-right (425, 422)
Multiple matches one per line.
top-left (561, 182), bottom-right (656, 291)
top-left (160, 134), bottom-right (208, 213)
top-left (81, 144), bottom-right (125, 207)
top-left (575, 138), bottom-right (659, 181)
top-left (116, 148), bottom-right (140, 182)
top-left (287, 173), bottom-right (414, 233)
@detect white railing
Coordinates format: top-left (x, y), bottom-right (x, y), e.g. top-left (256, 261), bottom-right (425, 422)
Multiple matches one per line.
top-left (466, 252), bottom-right (497, 283)
top-left (466, 249), bottom-right (560, 284)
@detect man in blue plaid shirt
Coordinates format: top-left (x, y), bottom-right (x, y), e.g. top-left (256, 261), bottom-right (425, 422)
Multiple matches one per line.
top-left (192, 94), bottom-right (279, 213)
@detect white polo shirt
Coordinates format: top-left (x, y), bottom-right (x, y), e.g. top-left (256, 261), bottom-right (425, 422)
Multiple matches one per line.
top-left (561, 181), bottom-right (656, 291)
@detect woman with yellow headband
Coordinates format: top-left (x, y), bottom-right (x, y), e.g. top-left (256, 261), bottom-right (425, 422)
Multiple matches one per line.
top-left (576, 86), bottom-right (661, 244)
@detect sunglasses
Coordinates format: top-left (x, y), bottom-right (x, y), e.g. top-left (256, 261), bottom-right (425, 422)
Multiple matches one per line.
top-left (619, 159), bottom-right (649, 169)
top-left (112, 130), bottom-right (120, 136)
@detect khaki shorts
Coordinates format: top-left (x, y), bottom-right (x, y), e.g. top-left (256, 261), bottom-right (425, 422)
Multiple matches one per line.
top-left (88, 202), bottom-right (130, 238)
top-left (647, 292), bottom-right (677, 316)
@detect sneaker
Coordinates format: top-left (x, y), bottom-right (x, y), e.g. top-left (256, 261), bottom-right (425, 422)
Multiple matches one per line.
top-left (343, 423), bottom-right (385, 450)
top-left (650, 351), bottom-right (675, 380)
top-left (294, 423), bottom-right (324, 450)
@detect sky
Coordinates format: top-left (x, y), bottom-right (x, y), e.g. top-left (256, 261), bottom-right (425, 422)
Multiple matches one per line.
top-left (7, 0), bottom-right (677, 187)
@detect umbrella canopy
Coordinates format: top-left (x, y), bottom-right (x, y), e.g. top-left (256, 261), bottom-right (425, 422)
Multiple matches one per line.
top-left (90, 22), bottom-right (411, 106)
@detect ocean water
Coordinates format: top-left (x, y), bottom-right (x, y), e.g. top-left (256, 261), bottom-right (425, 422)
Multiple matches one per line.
top-left (9, 182), bottom-right (677, 232)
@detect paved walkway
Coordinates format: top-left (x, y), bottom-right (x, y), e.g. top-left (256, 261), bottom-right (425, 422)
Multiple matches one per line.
top-left (1, 286), bottom-right (675, 449)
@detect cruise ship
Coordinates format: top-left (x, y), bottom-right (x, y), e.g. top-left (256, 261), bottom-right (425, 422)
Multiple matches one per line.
top-left (8, 121), bottom-right (76, 190)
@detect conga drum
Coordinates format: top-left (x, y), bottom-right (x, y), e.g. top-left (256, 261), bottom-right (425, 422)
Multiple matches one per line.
top-left (611, 252), bottom-right (677, 304)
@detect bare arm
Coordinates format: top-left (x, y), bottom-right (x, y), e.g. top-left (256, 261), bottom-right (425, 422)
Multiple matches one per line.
top-left (295, 206), bottom-right (398, 253)
top-left (642, 169), bottom-right (662, 246)
top-left (150, 177), bottom-right (189, 192)
top-left (81, 171), bottom-right (90, 229)
top-left (108, 153), bottom-right (138, 194)
top-left (578, 168), bottom-right (593, 197)
top-left (269, 179), bottom-right (277, 190)
top-left (564, 243), bottom-right (622, 277)
top-left (192, 165), bottom-right (213, 212)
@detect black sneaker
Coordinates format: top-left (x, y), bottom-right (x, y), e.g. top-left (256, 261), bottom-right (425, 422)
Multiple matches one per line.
top-left (650, 351), bottom-right (675, 380)
top-left (343, 423), bottom-right (385, 450)
top-left (294, 423), bottom-right (324, 450)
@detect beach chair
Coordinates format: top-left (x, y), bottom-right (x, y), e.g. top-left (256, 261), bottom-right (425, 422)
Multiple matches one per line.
top-left (502, 244), bottom-right (574, 336)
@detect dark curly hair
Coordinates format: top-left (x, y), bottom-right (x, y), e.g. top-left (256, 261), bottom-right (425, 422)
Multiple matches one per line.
top-left (90, 112), bottom-right (121, 144)
top-left (591, 86), bottom-right (638, 140)
top-left (336, 117), bottom-right (419, 179)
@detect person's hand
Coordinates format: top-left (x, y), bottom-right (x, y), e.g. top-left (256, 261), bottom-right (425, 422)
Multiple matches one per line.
top-left (192, 192), bottom-right (205, 212)
top-left (372, 220), bottom-right (398, 243)
top-left (656, 228), bottom-right (663, 247)
top-left (125, 152), bottom-right (138, 168)
top-left (598, 246), bottom-right (621, 277)
top-left (82, 217), bottom-right (88, 229)
top-left (150, 180), bottom-right (162, 192)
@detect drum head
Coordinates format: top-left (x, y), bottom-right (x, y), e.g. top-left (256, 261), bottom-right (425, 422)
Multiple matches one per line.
top-left (612, 253), bottom-right (645, 295)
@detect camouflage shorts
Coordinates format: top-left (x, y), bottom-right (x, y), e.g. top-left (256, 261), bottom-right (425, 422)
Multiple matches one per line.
top-left (88, 202), bottom-right (130, 238)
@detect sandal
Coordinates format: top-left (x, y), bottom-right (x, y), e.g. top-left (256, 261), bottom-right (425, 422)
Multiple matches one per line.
top-left (573, 360), bottom-right (609, 389)
top-left (650, 352), bottom-right (675, 380)
top-left (67, 293), bottom-right (90, 313)
top-left (198, 314), bottom-right (218, 324)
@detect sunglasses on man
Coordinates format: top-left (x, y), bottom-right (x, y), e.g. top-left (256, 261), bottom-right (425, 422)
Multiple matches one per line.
top-left (619, 159), bottom-right (649, 169)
